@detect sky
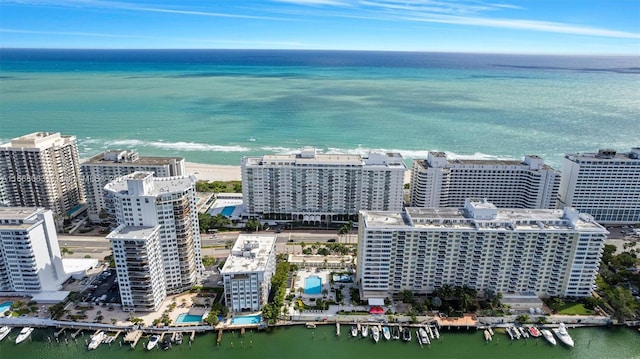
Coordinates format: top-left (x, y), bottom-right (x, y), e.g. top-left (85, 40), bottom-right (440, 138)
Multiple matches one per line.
top-left (0, 0), bottom-right (639, 54)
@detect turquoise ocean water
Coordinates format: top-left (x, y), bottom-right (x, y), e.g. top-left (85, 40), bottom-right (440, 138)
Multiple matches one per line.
top-left (1, 49), bottom-right (638, 169)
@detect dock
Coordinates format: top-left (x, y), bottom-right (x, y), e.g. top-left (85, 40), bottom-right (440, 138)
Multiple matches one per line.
top-left (123, 330), bottom-right (143, 349)
top-left (241, 327), bottom-right (245, 336)
top-left (54, 328), bottom-right (65, 338)
top-left (336, 322), bottom-right (340, 336)
top-left (190, 330), bottom-right (195, 342)
top-left (70, 329), bottom-right (83, 339)
top-left (217, 329), bottom-right (223, 344)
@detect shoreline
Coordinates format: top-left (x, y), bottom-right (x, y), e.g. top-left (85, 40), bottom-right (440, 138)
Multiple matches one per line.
top-left (185, 161), bottom-right (412, 184)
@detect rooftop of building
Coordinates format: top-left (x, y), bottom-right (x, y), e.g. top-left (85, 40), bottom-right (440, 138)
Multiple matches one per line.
top-left (82, 150), bottom-right (183, 166)
top-left (221, 234), bottom-right (277, 274)
top-left (361, 200), bottom-right (608, 233)
top-left (1, 132), bottom-right (75, 150)
top-left (243, 147), bottom-right (405, 168)
top-left (104, 171), bottom-right (195, 196)
top-left (106, 225), bottom-right (160, 240)
top-left (414, 152), bottom-right (556, 170)
top-left (0, 206), bottom-right (42, 220)
top-left (565, 148), bottom-right (640, 162)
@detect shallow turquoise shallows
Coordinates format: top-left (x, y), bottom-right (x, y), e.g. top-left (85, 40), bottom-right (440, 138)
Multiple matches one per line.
top-left (305, 276), bottom-right (322, 295)
top-left (175, 313), bottom-right (203, 324)
top-left (230, 315), bottom-right (262, 325)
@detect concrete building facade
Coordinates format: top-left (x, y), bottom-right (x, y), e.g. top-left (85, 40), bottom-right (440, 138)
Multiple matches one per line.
top-left (357, 199), bottom-right (608, 301)
top-left (410, 152), bottom-right (560, 209)
top-left (0, 132), bottom-right (84, 221)
top-left (105, 172), bottom-right (202, 302)
top-left (0, 207), bottom-right (67, 293)
top-left (81, 150), bottom-right (185, 221)
top-left (107, 225), bottom-right (166, 311)
top-left (241, 147), bottom-right (406, 223)
top-left (221, 234), bottom-right (277, 312)
top-left (558, 148), bottom-right (640, 224)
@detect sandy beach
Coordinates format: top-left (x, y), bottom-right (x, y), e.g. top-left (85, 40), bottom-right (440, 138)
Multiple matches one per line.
top-left (185, 162), bottom-right (411, 184)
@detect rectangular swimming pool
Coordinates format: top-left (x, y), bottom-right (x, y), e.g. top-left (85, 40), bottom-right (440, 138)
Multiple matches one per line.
top-left (231, 315), bottom-right (261, 325)
top-left (221, 206), bottom-right (235, 216)
top-left (176, 313), bottom-right (203, 323)
top-left (305, 276), bottom-right (322, 295)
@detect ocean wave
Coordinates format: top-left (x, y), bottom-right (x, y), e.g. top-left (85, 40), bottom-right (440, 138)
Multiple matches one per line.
top-left (79, 138), bottom-right (250, 152)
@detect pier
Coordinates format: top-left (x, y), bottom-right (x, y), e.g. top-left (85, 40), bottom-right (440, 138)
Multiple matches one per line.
top-left (123, 330), bottom-right (142, 349)
top-left (70, 329), bottom-right (83, 339)
top-left (336, 322), bottom-right (340, 336)
top-left (217, 329), bottom-right (223, 344)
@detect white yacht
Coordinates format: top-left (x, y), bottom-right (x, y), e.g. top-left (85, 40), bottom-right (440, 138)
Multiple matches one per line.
top-left (541, 329), bottom-right (557, 345)
top-left (146, 335), bottom-right (160, 350)
top-left (88, 331), bottom-right (105, 350)
top-left (552, 323), bottom-right (574, 347)
top-left (418, 327), bottom-right (430, 345)
top-left (361, 325), bottom-right (369, 338)
top-left (0, 326), bottom-right (11, 342)
top-left (15, 327), bottom-right (34, 344)
top-left (351, 325), bottom-right (358, 337)
top-left (371, 325), bottom-right (380, 343)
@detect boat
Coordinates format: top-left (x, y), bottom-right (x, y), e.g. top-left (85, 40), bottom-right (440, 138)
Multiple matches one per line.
top-left (505, 326), bottom-right (514, 340)
top-left (528, 326), bottom-right (541, 338)
top-left (382, 326), bottom-right (391, 340)
top-left (161, 336), bottom-right (172, 350)
top-left (434, 326), bottom-right (440, 339)
top-left (487, 327), bottom-right (494, 336)
top-left (518, 326), bottom-right (529, 339)
top-left (361, 325), bottom-right (369, 338)
top-left (306, 322), bottom-right (317, 329)
top-left (541, 329), bottom-right (557, 345)
top-left (351, 325), bottom-right (358, 337)
top-left (418, 327), bottom-right (430, 345)
top-left (402, 327), bottom-right (411, 342)
top-left (484, 329), bottom-right (492, 341)
top-left (146, 335), bottom-right (160, 351)
top-left (172, 332), bottom-right (183, 345)
top-left (552, 323), bottom-right (574, 347)
top-left (15, 327), bottom-right (34, 344)
top-left (426, 325), bottom-right (434, 339)
top-left (371, 325), bottom-right (380, 343)
top-left (0, 326), bottom-right (11, 342)
top-left (392, 326), bottom-right (400, 340)
top-left (88, 331), bottom-right (105, 350)
top-left (511, 326), bottom-right (521, 339)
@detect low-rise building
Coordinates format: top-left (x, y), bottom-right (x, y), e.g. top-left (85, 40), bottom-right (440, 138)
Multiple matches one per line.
top-left (221, 234), bottom-right (277, 312)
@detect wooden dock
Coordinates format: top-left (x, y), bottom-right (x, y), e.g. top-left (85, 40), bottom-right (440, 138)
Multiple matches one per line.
top-left (241, 327), bottom-right (245, 336)
top-left (190, 330), bottom-right (195, 342)
top-left (54, 328), bottom-right (65, 338)
top-left (123, 330), bottom-right (143, 349)
top-left (70, 329), bottom-right (83, 339)
top-left (217, 329), bottom-right (223, 344)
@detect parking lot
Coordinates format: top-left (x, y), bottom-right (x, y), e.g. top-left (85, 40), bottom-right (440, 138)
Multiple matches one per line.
top-left (84, 269), bottom-right (120, 305)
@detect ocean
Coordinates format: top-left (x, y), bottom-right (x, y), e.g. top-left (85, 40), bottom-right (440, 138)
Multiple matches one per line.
top-left (1, 49), bottom-right (639, 169)
top-left (1, 325), bottom-right (639, 359)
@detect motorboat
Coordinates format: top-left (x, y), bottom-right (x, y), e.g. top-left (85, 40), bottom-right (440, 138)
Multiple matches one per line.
top-left (541, 329), bottom-right (557, 345)
top-left (361, 325), bottom-right (369, 338)
top-left (484, 329), bottom-right (492, 341)
top-left (505, 326), bottom-right (514, 340)
top-left (402, 327), bottom-right (411, 342)
top-left (392, 326), bottom-right (400, 340)
top-left (146, 335), bottom-right (160, 351)
top-left (382, 326), bottom-right (391, 340)
top-left (552, 323), bottom-right (574, 347)
top-left (351, 325), bottom-right (358, 337)
top-left (511, 326), bottom-right (521, 339)
top-left (528, 326), bottom-right (541, 338)
top-left (426, 325), bottom-right (434, 339)
top-left (88, 331), bottom-right (105, 350)
top-left (15, 327), bottom-right (34, 344)
top-left (371, 325), bottom-right (380, 343)
top-left (418, 328), bottom-right (430, 345)
top-left (0, 326), bottom-right (11, 342)
top-left (519, 326), bottom-right (529, 339)
top-left (161, 336), bottom-right (172, 350)
top-left (434, 326), bottom-right (440, 339)
top-left (487, 327), bottom-right (494, 336)
top-left (172, 332), bottom-right (183, 345)
top-left (306, 322), bottom-right (317, 329)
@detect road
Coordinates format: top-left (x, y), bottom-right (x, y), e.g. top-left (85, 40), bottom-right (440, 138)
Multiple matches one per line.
top-left (58, 230), bottom-right (357, 259)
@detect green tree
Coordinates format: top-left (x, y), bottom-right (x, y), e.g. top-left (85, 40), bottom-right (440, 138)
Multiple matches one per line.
top-left (607, 286), bottom-right (639, 321)
top-left (431, 296), bottom-right (442, 309)
top-left (245, 219), bottom-right (260, 232)
top-left (61, 247), bottom-right (73, 257)
top-left (548, 297), bottom-right (565, 313)
top-left (515, 314), bottom-right (531, 324)
top-left (401, 290), bottom-right (414, 304)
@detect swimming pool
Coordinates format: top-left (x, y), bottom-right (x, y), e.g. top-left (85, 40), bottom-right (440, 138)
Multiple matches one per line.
top-left (305, 276), bottom-right (322, 295)
top-left (176, 313), bottom-right (203, 323)
top-left (221, 206), bottom-right (235, 216)
top-left (230, 314), bottom-right (261, 325)
top-left (0, 301), bottom-right (12, 315)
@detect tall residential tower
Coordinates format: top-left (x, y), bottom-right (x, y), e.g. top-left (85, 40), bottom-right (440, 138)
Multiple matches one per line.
top-left (559, 148), bottom-right (640, 224)
top-left (0, 132), bottom-right (84, 220)
top-left (410, 152), bottom-right (560, 209)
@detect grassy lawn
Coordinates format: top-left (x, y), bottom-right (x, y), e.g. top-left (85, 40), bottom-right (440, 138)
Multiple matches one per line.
top-left (558, 302), bottom-right (594, 315)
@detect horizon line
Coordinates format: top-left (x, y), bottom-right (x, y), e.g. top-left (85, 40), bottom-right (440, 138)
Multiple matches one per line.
top-left (1, 47), bottom-right (638, 57)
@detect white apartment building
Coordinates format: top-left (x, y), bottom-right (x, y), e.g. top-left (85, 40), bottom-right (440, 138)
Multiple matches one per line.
top-left (81, 150), bottom-right (185, 221)
top-left (241, 147), bottom-right (406, 223)
top-left (0, 207), bottom-right (67, 293)
top-left (105, 172), bottom-right (202, 297)
top-left (357, 199), bottom-right (608, 301)
top-left (559, 148), bottom-right (640, 224)
top-left (410, 152), bottom-right (560, 209)
top-left (221, 234), bottom-right (277, 312)
top-left (107, 225), bottom-right (166, 312)
top-left (0, 132), bottom-right (84, 220)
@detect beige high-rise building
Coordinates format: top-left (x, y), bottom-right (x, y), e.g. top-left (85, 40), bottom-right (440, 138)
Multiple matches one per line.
top-left (81, 150), bottom-right (185, 221)
top-left (0, 132), bottom-right (84, 221)
top-left (105, 172), bottom-right (202, 297)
